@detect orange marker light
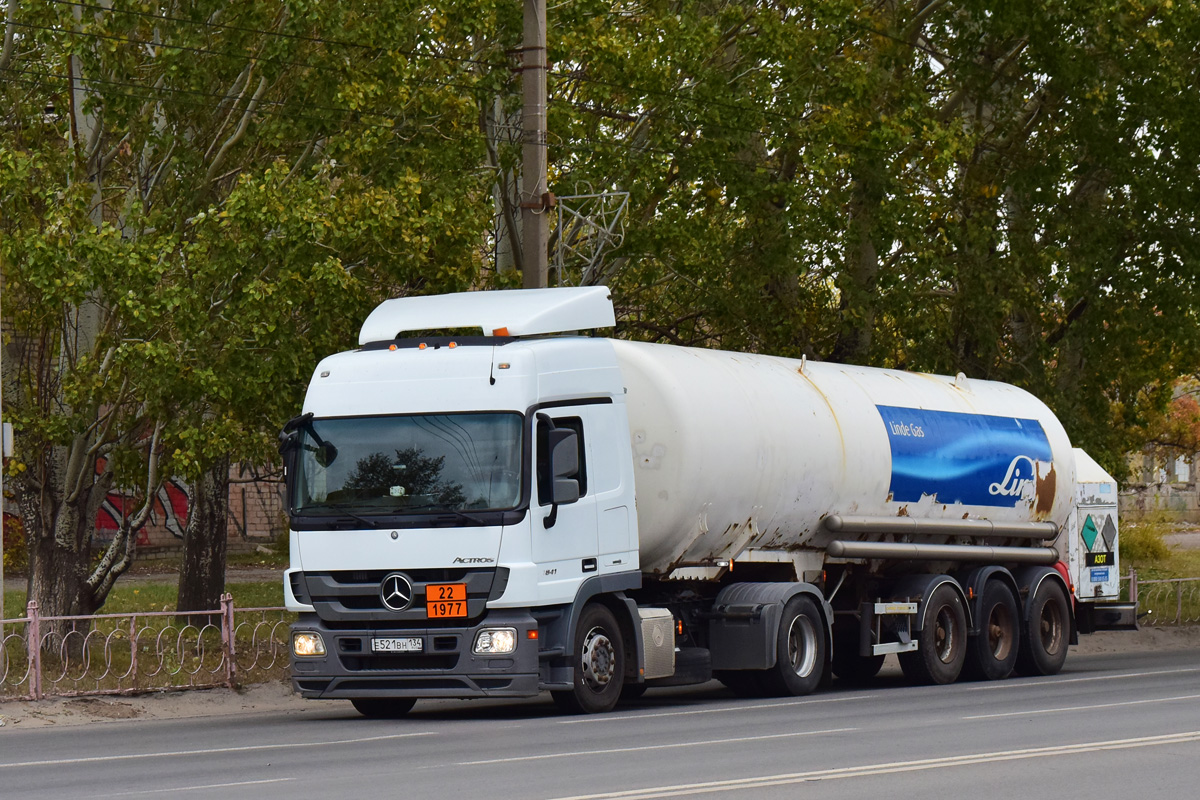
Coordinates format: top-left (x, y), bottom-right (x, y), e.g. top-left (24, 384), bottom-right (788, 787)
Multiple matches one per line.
top-left (493, 326), bottom-right (510, 337)
top-left (527, 630), bottom-right (539, 640)
top-left (449, 341), bottom-right (457, 349)
top-left (676, 619), bottom-right (683, 635)
top-left (388, 344), bottom-right (397, 351)
top-left (418, 343), bottom-right (427, 350)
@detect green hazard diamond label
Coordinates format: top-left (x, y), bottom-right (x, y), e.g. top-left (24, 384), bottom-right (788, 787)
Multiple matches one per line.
top-left (1081, 515), bottom-right (1099, 551)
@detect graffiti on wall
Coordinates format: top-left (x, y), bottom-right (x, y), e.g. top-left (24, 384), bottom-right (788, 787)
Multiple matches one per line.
top-left (93, 458), bottom-right (190, 545)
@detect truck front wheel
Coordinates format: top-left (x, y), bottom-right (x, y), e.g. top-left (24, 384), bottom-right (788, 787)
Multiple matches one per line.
top-left (552, 604), bottom-right (625, 714)
top-left (761, 596), bottom-right (825, 696)
top-left (351, 697), bottom-right (417, 718)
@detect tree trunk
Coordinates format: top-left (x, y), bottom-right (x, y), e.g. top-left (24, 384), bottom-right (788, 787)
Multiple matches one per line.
top-left (176, 459), bottom-right (230, 625)
top-left (830, 158), bottom-right (884, 365)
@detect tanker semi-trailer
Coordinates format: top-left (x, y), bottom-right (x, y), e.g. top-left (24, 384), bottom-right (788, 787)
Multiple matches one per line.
top-left (281, 286), bottom-right (1137, 716)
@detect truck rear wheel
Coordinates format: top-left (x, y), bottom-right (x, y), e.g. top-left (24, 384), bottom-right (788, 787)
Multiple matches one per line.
top-left (351, 697), bottom-right (416, 718)
top-left (963, 580), bottom-right (1019, 681)
top-left (899, 583), bottom-right (967, 685)
top-left (1015, 579), bottom-right (1070, 676)
top-left (552, 603), bottom-right (625, 714)
top-left (761, 596), bottom-right (825, 696)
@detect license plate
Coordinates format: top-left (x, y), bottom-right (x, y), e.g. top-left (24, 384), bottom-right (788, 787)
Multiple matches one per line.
top-left (371, 637), bottom-right (423, 653)
top-left (426, 583), bottom-right (468, 618)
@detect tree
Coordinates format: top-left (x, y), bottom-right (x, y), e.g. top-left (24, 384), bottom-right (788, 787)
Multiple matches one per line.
top-left (1, 1), bottom-right (496, 619)
top-left (542, 1), bottom-right (1200, 476)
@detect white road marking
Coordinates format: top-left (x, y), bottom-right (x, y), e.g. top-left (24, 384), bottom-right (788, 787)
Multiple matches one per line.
top-left (0, 731), bottom-right (436, 770)
top-left (456, 727), bottom-right (857, 766)
top-left (97, 778), bottom-right (295, 797)
top-left (963, 692), bottom-right (1200, 719)
top-left (543, 731), bottom-right (1200, 800)
top-left (556, 694), bottom-right (872, 724)
top-left (963, 666), bottom-right (1200, 691)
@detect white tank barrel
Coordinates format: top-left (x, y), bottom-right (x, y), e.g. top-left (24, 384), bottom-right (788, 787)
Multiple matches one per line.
top-left (613, 341), bottom-right (1076, 575)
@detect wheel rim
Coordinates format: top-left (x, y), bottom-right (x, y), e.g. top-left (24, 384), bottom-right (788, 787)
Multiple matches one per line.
top-left (1039, 596), bottom-right (1065, 655)
top-left (787, 615), bottom-right (819, 678)
top-left (581, 626), bottom-right (616, 692)
top-left (934, 605), bottom-right (958, 664)
top-left (988, 602), bottom-right (1014, 661)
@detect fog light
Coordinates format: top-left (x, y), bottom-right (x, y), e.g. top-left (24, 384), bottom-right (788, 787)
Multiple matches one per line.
top-left (473, 628), bottom-right (517, 655)
top-left (293, 631), bottom-right (326, 657)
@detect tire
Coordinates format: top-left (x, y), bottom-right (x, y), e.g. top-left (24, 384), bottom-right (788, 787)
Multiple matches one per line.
top-left (350, 697), bottom-right (417, 718)
top-left (760, 596), bottom-right (826, 697)
top-left (551, 603), bottom-right (625, 714)
top-left (832, 631), bottom-right (885, 685)
top-left (899, 583), bottom-right (967, 685)
top-left (962, 580), bottom-right (1019, 681)
top-left (1015, 578), bottom-right (1070, 676)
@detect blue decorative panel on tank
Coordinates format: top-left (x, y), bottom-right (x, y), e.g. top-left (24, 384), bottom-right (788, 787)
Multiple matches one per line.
top-left (876, 406), bottom-right (1052, 508)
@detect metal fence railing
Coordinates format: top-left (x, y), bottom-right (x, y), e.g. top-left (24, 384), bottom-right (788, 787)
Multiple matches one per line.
top-left (0, 594), bottom-right (292, 700)
top-left (1123, 570), bottom-right (1200, 627)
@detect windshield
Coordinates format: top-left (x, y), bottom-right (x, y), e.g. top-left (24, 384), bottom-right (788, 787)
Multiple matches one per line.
top-left (292, 413), bottom-right (523, 516)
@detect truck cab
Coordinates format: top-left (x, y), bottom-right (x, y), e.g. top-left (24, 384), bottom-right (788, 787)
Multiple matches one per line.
top-left (281, 288), bottom-right (641, 715)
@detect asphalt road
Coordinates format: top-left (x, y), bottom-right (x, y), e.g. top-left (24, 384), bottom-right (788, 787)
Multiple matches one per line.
top-left (2, 648), bottom-right (1199, 800)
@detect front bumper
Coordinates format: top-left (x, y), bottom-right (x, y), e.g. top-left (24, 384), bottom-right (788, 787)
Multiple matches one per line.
top-left (289, 610), bottom-right (540, 699)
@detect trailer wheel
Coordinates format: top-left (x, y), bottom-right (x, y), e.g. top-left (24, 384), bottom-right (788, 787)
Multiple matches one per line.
top-left (963, 580), bottom-right (1019, 681)
top-left (1015, 579), bottom-right (1070, 676)
top-left (552, 604), bottom-right (625, 714)
top-left (350, 697), bottom-right (416, 718)
top-left (761, 596), bottom-right (825, 696)
top-left (832, 632), bottom-right (885, 685)
top-left (899, 583), bottom-right (967, 685)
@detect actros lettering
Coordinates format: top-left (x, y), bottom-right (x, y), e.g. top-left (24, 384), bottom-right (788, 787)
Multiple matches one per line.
top-left (988, 455), bottom-right (1038, 498)
top-left (453, 557), bottom-right (495, 564)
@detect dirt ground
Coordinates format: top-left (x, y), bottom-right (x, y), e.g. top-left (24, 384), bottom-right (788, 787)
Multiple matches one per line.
top-left (2, 625), bottom-right (1199, 731)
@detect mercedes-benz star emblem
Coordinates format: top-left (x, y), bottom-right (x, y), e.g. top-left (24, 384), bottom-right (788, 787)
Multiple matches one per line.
top-left (379, 573), bottom-right (414, 612)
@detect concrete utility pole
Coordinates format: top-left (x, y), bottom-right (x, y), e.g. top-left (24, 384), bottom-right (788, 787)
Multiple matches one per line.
top-left (520, 0), bottom-right (549, 289)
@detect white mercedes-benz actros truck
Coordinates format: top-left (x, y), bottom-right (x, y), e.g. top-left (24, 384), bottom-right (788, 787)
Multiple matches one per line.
top-left (281, 286), bottom-right (1135, 716)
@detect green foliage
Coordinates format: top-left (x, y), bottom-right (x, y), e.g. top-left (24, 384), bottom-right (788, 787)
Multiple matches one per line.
top-left (0, 0), bottom-right (498, 613)
top-left (1120, 512), bottom-right (1173, 565)
top-left (2, 515), bottom-right (27, 575)
top-left (544, 1), bottom-right (1200, 476)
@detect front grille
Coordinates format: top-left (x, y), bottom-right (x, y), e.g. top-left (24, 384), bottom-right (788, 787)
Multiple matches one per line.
top-left (298, 568), bottom-right (507, 623)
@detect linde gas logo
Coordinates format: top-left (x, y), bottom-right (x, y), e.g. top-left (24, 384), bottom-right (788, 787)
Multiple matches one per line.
top-left (887, 420), bottom-right (925, 438)
top-left (876, 405), bottom-right (1052, 508)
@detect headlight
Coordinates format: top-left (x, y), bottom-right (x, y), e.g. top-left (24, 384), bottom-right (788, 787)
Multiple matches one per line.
top-left (293, 631), bottom-right (326, 657)
top-left (473, 628), bottom-right (517, 655)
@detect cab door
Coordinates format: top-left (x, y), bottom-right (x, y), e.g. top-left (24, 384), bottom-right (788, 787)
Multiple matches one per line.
top-left (532, 408), bottom-right (600, 601)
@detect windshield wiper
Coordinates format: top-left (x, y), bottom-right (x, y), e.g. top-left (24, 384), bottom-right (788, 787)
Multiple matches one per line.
top-left (406, 505), bottom-right (487, 526)
top-left (303, 504), bottom-right (380, 529)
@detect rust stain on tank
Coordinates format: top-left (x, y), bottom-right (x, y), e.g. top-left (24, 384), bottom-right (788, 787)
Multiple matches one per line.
top-left (897, 506), bottom-right (909, 517)
top-left (1035, 463), bottom-right (1057, 516)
